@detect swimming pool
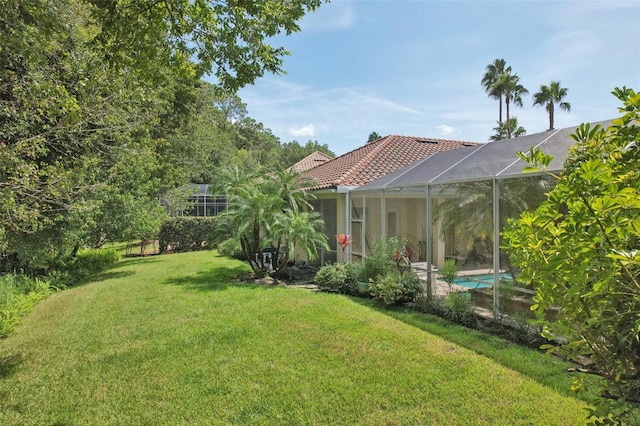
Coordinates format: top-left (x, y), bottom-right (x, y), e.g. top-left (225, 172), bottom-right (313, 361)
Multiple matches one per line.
top-left (452, 273), bottom-right (511, 289)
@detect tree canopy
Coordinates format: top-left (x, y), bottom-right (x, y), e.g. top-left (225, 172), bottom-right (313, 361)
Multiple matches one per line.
top-left (367, 131), bottom-right (382, 143)
top-left (482, 58), bottom-right (573, 139)
top-left (489, 118), bottom-right (526, 141)
top-left (214, 165), bottom-right (328, 278)
top-left (0, 0), bottom-right (325, 274)
top-left (280, 140), bottom-right (335, 168)
top-left (481, 58), bottom-right (512, 123)
top-left (88, 0), bottom-right (324, 90)
top-left (533, 81), bottom-right (571, 131)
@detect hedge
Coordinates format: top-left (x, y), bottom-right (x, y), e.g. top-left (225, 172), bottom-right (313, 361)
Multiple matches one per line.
top-left (159, 217), bottom-right (217, 253)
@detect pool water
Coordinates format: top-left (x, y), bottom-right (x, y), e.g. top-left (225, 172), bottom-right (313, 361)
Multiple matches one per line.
top-left (452, 273), bottom-right (511, 289)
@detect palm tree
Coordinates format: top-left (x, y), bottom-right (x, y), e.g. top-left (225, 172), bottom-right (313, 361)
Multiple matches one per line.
top-left (495, 73), bottom-right (528, 139)
top-left (489, 118), bottom-right (526, 141)
top-left (270, 209), bottom-right (329, 266)
top-left (367, 131), bottom-right (382, 143)
top-left (218, 164), bottom-right (327, 278)
top-left (481, 59), bottom-right (512, 122)
top-left (533, 81), bottom-right (570, 131)
top-left (267, 166), bottom-right (314, 214)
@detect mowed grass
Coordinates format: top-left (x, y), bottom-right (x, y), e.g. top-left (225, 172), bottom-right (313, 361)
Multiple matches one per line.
top-left (0, 251), bottom-right (588, 425)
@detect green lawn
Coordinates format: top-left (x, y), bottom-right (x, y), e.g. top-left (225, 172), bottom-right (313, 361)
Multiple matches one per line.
top-left (0, 250), bottom-right (589, 425)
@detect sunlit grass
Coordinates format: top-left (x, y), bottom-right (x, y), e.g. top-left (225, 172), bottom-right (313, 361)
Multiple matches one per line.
top-left (0, 250), bottom-right (589, 425)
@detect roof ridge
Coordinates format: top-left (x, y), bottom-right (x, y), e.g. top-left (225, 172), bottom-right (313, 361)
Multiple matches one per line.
top-left (386, 134), bottom-right (480, 144)
top-left (338, 136), bottom-right (391, 186)
top-left (302, 134), bottom-right (482, 190)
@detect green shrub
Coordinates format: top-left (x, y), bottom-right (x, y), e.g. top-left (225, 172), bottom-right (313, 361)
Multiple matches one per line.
top-left (445, 291), bottom-right (476, 325)
top-left (65, 248), bottom-right (120, 285)
top-left (217, 238), bottom-right (244, 259)
top-left (159, 217), bottom-right (217, 253)
top-left (439, 259), bottom-right (458, 293)
top-left (314, 263), bottom-right (360, 294)
top-left (369, 271), bottom-right (422, 305)
top-left (0, 275), bottom-right (54, 338)
top-left (361, 237), bottom-right (399, 282)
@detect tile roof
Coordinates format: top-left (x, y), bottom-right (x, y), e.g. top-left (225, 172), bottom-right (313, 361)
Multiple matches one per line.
top-left (303, 135), bottom-right (480, 190)
top-left (287, 151), bottom-right (333, 172)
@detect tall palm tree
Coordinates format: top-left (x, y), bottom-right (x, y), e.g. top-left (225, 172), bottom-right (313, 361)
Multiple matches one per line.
top-left (533, 81), bottom-right (570, 131)
top-left (367, 131), bottom-right (382, 143)
top-left (495, 73), bottom-right (528, 139)
top-left (481, 58), bottom-right (511, 122)
top-left (489, 118), bottom-right (526, 141)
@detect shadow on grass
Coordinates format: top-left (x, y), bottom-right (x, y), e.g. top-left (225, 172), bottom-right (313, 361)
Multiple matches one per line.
top-left (0, 354), bottom-right (22, 380)
top-left (69, 257), bottom-right (159, 287)
top-left (116, 256), bottom-right (161, 268)
top-left (348, 296), bottom-right (595, 402)
top-left (163, 264), bottom-right (269, 293)
top-left (89, 270), bottom-right (136, 283)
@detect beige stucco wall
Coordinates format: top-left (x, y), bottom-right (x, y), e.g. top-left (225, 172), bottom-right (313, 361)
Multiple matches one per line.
top-left (297, 189), bottom-right (451, 269)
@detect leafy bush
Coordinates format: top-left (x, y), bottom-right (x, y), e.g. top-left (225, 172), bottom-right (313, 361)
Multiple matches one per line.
top-left (314, 263), bottom-right (360, 294)
top-left (159, 217), bottom-right (217, 253)
top-left (444, 292), bottom-right (476, 325)
top-left (413, 294), bottom-right (546, 349)
top-left (217, 238), bottom-right (244, 259)
top-left (439, 259), bottom-right (458, 293)
top-left (0, 275), bottom-right (54, 338)
top-left (369, 271), bottom-right (422, 305)
top-left (210, 214), bottom-right (235, 246)
top-left (503, 88), bottom-right (640, 423)
top-left (361, 237), bottom-right (399, 282)
top-left (503, 87), bottom-right (640, 424)
top-left (64, 248), bottom-right (120, 285)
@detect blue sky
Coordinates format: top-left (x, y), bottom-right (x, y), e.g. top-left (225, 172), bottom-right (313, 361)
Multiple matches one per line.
top-left (233, 0), bottom-right (640, 156)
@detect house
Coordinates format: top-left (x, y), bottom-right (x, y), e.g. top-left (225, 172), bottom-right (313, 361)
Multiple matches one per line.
top-left (300, 135), bottom-right (479, 265)
top-left (287, 151), bottom-right (333, 172)
top-left (350, 120), bottom-right (613, 272)
top-left (181, 184), bottom-right (227, 217)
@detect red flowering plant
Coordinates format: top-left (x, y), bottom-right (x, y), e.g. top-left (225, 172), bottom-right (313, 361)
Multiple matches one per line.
top-left (336, 234), bottom-right (352, 262)
top-left (393, 245), bottom-right (412, 276)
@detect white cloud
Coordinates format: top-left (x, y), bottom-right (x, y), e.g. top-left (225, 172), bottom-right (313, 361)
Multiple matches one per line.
top-left (345, 90), bottom-right (422, 115)
top-left (437, 125), bottom-right (456, 137)
top-left (289, 124), bottom-right (316, 137)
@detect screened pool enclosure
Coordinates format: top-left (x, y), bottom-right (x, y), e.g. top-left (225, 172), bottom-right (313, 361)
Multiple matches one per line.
top-left (347, 121), bottom-right (611, 317)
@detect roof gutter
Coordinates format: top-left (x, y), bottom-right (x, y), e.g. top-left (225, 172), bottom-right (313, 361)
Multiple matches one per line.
top-left (336, 186), bottom-right (357, 193)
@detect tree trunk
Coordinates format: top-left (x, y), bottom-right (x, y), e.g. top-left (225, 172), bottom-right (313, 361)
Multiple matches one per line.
top-left (505, 96), bottom-right (511, 139)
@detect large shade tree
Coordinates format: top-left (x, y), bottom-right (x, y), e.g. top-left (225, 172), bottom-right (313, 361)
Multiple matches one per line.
top-left (0, 0), bottom-right (325, 273)
top-left (280, 140), bottom-right (334, 169)
top-left (87, 0), bottom-right (324, 88)
top-left (533, 81), bottom-right (571, 131)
